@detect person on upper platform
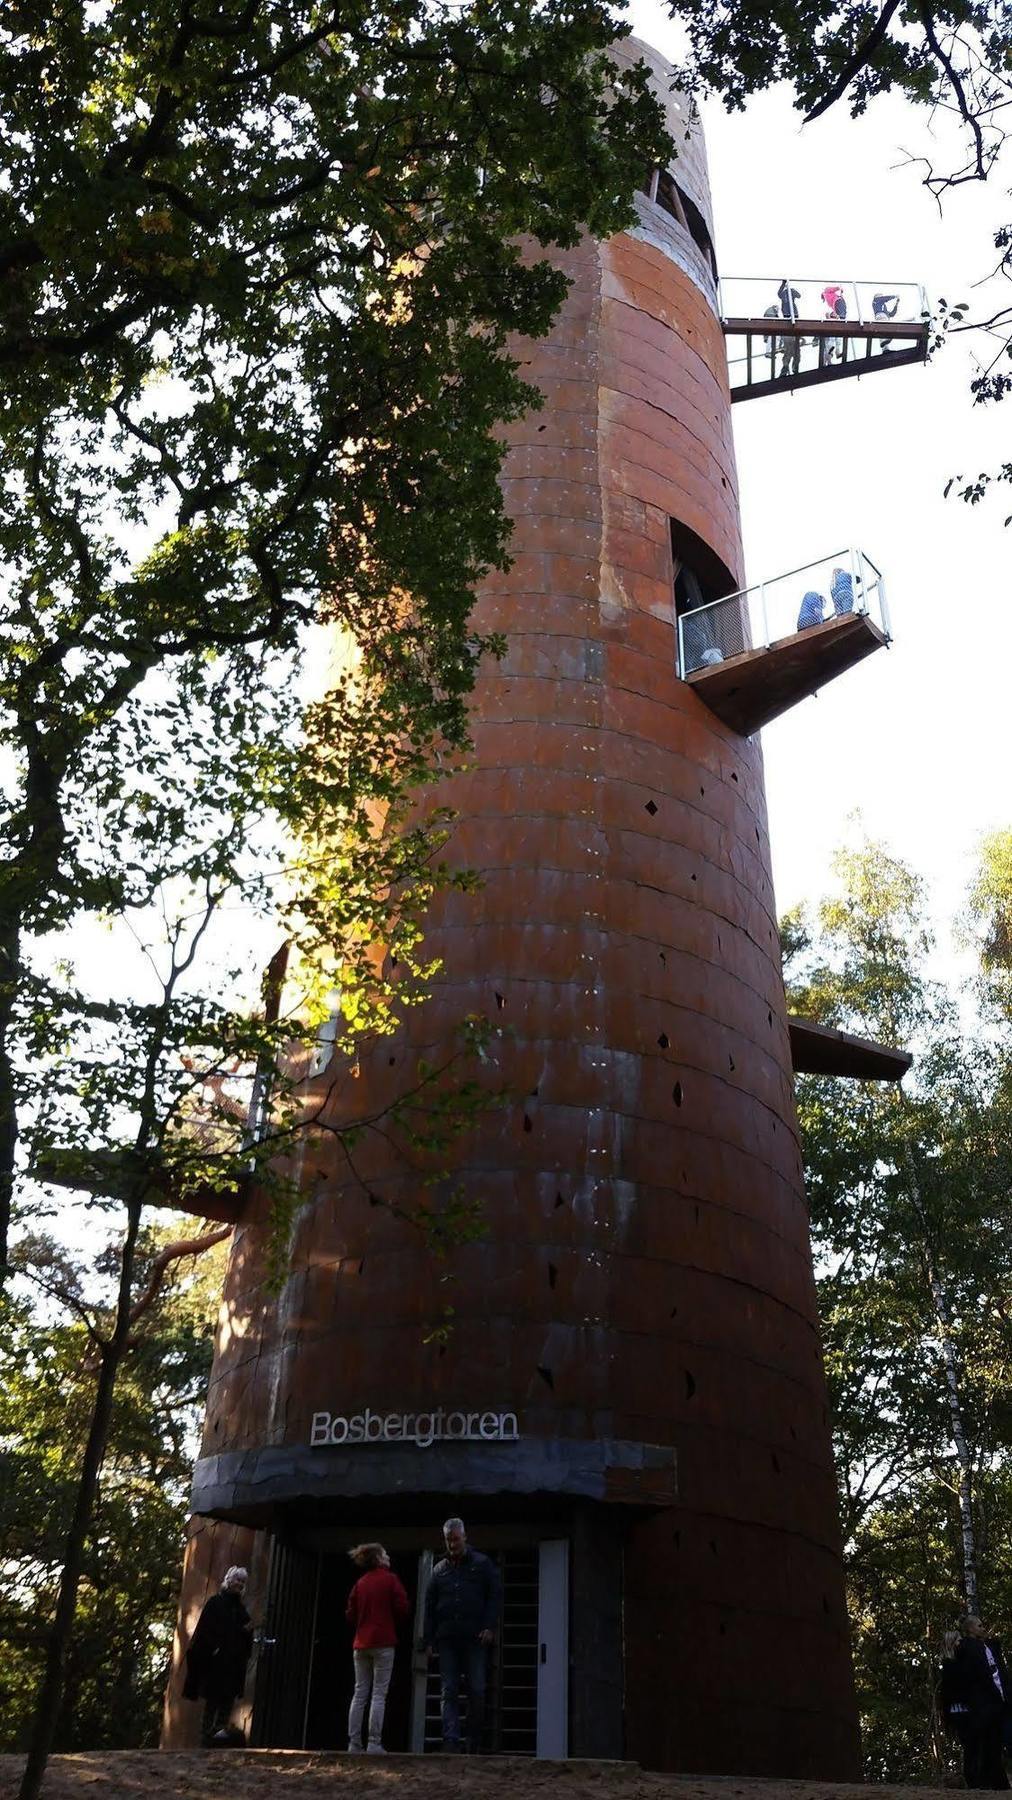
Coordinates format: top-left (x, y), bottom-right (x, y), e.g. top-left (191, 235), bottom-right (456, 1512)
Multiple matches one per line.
top-left (777, 277), bottom-right (801, 320)
top-left (821, 283), bottom-right (847, 365)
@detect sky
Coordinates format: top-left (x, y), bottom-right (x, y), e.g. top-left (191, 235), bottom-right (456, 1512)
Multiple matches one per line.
top-left (630, 0), bottom-right (1011, 943)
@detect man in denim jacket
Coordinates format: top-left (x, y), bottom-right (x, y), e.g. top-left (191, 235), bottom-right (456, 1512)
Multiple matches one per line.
top-left (423, 1518), bottom-right (501, 1753)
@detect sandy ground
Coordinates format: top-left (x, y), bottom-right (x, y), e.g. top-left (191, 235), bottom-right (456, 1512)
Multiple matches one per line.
top-left (0, 1752), bottom-right (964, 1800)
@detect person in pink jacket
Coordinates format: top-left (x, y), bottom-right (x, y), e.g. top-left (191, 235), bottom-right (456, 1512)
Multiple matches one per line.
top-left (345, 1543), bottom-right (410, 1754)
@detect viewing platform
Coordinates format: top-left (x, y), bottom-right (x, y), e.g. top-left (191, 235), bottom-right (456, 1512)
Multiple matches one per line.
top-left (720, 277), bottom-right (929, 401)
top-left (677, 549), bottom-right (889, 736)
top-left (788, 1016), bottom-right (912, 1081)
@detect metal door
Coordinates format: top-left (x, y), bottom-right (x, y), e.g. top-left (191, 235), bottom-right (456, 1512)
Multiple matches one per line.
top-left (536, 1539), bottom-right (569, 1757)
top-left (250, 1539), bottom-right (320, 1747)
top-left (409, 1550), bottom-right (434, 1752)
top-left (412, 1543), bottom-right (564, 1755)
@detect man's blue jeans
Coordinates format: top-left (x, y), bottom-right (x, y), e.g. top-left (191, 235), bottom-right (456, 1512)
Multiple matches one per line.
top-left (437, 1636), bottom-right (487, 1749)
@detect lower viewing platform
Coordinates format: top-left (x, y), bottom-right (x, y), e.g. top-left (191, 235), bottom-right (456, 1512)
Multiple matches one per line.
top-left (788, 1016), bottom-right (912, 1081)
top-left (678, 549), bottom-right (889, 736)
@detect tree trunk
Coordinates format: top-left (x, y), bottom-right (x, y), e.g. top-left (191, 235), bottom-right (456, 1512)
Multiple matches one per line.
top-left (0, 913), bottom-right (21, 1277)
top-left (927, 1257), bottom-right (978, 1614)
top-left (904, 1147), bottom-right (978, 1614)
top-left (18, 1198), bottom-right (143, 1800)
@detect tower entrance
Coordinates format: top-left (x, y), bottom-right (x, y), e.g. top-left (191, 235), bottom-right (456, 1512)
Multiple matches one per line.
top-left (250, 1527), bottom-right (569, 1756)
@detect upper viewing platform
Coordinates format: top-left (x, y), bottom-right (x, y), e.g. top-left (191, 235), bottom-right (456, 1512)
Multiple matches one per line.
top-left (721, 276), bottom-right (930, 401)
top-left (677, 549), bottom-right (889, 735)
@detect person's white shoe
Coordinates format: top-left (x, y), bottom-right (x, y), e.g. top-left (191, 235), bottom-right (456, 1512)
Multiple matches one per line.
top-left (366, 1744), bottom-right (386, 1755)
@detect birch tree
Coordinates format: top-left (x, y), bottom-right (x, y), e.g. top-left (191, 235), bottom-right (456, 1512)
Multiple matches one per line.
top-left (784, 835), bottom-right (1012, 1775)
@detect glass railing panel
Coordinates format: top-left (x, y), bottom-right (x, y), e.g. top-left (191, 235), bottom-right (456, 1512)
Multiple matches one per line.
top-left (719, 276), bottom-right (928, 327)
top-left (677, 549), bottom-right (887, 677)
top-left (853, 282), bottom-right (930, 326)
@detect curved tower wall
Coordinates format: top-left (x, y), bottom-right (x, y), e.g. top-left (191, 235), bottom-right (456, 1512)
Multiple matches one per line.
top-left (165, 40), bottom-right (860, 1775)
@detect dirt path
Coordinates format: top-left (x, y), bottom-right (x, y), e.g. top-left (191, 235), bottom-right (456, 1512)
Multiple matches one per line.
top-left (0, 1752), bottom-right (960, 1800)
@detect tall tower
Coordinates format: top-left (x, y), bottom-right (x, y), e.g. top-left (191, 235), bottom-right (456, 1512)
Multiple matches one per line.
top-left (161, 38), bottom-right (906, 1774)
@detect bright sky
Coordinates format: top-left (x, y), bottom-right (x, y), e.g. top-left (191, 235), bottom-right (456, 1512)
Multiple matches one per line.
top-left (631, 0), bottom-right (1011, 941)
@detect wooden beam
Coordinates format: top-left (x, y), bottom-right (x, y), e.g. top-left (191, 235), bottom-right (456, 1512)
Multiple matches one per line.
top-left (33, 1145), bottom-right (245, 1224)
top-left (788, 1015), bottom-right (912, 1081)
top-left (723, 317), bottom-right (925, 341)
top-left (685, 611), bottom-right (887, 736)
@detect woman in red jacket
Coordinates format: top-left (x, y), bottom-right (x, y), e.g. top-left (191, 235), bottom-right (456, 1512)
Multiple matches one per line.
top-left (345, 1542), bottom-right (410, 1754)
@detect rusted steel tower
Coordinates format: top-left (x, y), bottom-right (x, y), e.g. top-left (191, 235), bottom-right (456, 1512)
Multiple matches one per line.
top-left (162, 38), bottom-right (917, 1773)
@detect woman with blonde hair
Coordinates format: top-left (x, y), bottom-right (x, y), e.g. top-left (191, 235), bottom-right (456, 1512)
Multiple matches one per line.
top-left (345, 1543), bottom-right (409, 1754)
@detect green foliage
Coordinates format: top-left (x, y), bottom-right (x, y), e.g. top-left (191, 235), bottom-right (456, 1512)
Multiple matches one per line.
top-left (0, 0), bottom-right (672, 1269)
top-left (0, 1227), bottom-right (227, 1750)
top-left (785, 832), bottom-right (1012, 1779)
top-left (670, 0), bottom-right (1008, 150)
top-left (0, 22), bottom-right (672, 1777)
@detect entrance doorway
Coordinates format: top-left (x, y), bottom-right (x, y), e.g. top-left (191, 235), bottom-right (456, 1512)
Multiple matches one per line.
top-left (251, 1529), bottom-right (568, 1756)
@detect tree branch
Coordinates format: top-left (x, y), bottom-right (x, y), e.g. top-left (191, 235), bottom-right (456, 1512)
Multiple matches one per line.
top-left (805, 0), bottom-right (904, 120)
top-left (128, 1223), bottom-right (232, 1329)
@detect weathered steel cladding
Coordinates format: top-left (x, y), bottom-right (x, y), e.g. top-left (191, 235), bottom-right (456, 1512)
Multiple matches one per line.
top-left (165, 44), bottom-right (860, 1772)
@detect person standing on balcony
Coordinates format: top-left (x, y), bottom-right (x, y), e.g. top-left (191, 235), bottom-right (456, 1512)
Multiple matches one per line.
top-left (830, 566), bottom-right (859, 616)
top-left (797, 590), bottom-right (825, 631)
top-left (423, 1517), bottom-right (501, 1754)
top-left (345, 1542), bottom-right (410, 1754)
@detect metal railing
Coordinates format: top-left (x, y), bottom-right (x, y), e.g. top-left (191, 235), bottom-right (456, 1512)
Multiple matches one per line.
top-left (720, 278), bottom-right (929, 388)
top-left (718, 276), bottom-right (929, 327)
top-left (677, 549), bottom-right (888, 678)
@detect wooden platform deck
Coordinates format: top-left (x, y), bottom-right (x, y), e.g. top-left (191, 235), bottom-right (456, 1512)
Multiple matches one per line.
top-left (685, 610), bottom-right (887, 736)
top-left (788, 1016), bottom-right (912, 1081)
top-left (723, 316), bottom-right (928, 401)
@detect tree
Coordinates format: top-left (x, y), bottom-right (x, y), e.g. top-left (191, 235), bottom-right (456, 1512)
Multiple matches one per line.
top-left (0, 1224), bottom-right (229, 1752)
top-left (1, 12), bottom-right (673, 1786)
top-left (784, 835), bottom-right (1012, 1779)
top-left (0, 0), bottom-right (671, 1273)
top-left (11, 671), bottom-right (505, 1800)
top-left (671, 0), bottom-right (1010, 182)
top-left (670, 0), bottom-right (1012, 524)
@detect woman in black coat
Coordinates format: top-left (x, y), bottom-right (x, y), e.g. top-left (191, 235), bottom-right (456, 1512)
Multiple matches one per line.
top-left (942, 1616), bottom-right (1011, 1789)
top-left (183, 1566), bottom-right (254, 1745)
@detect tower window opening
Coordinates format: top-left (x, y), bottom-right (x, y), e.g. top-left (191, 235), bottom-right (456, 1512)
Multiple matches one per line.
top-left (670, 520), bottom-right (741, 679)
top-left (647, 168), bottom-right (718, 281)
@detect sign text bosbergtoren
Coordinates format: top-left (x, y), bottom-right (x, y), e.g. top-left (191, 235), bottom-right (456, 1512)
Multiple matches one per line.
top-left (310, 1407), bottom-right (519, 1448)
